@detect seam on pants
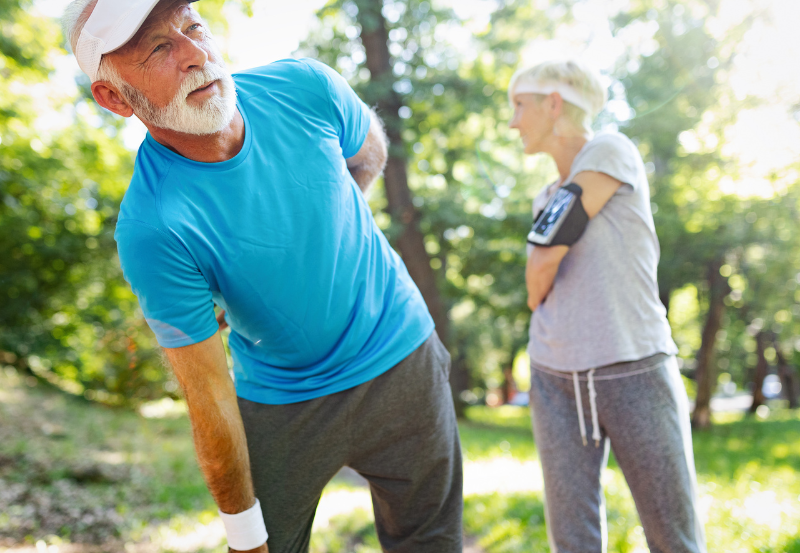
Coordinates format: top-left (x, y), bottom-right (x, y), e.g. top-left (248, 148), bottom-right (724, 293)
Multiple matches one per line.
top-left (532, 360), bottom-right (664, 381)
top-left (665, 358), bottom-right (708, 553)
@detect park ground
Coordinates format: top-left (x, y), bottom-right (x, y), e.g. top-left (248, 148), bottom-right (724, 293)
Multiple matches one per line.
top-left (1, 368), bottom-right (799, 553)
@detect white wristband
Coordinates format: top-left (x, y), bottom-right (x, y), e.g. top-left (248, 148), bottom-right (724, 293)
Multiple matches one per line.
top-left (219, 499), bottom-right (268, 551)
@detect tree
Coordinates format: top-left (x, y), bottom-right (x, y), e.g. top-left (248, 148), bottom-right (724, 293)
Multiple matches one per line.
top-left (299, 0), bottom-right (571, 411)
top-left (352, 0), bottom-right (450, 348)
top-left (0, 0), bottom-right (167, 404)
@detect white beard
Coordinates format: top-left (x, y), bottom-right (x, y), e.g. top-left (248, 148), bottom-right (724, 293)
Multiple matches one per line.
top-left (113, 62), bottom-right (238, 136)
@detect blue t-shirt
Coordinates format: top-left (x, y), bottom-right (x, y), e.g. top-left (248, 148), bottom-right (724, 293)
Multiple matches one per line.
top-left (114, 58), bottom-right (434, 405)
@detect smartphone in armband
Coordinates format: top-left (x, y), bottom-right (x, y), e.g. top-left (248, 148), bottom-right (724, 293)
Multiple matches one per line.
top-left (527, 183), bottom-right (589, 247)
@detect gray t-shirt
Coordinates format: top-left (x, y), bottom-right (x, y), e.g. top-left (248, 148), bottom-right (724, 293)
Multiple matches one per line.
top-left (527, 131), bottom-right (678, 372)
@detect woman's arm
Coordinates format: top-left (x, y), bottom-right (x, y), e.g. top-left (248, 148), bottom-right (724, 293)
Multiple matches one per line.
top-left (526, 171), bottom-right (622, 310)
top-left (526, 245), bottom-right (568, 310)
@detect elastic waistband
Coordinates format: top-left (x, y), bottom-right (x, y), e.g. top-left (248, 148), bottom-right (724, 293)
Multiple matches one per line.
top-left (531, 352), bottom-right (670, 382)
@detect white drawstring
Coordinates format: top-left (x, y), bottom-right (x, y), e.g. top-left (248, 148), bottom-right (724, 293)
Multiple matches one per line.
top-left (574, 370), bottom-right (601, 447)
top-left (588, 369), bottom-right (601, 447)
top-left (573, 372), bottom-right (588, 446)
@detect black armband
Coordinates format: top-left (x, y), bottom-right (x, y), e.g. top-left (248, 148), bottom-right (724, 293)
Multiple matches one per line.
top-left (527, 183), bottom-right (589, 247)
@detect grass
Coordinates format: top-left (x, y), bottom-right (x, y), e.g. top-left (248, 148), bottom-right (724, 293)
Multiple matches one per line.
top-left (2, 369), bottom-right (799, 552)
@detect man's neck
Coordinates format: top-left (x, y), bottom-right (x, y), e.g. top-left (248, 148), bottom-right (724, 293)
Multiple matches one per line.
top-left (146, 110), bottom-right (245, 163)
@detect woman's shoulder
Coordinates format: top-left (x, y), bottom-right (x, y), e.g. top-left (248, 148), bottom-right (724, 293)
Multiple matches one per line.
top-left (572, 130), bottom-right (645, 191)
top-left (583, 130), bottom-right (639, 158)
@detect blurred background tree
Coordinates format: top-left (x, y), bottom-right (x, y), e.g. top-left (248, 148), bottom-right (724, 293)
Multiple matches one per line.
top-left (298, 0), bottom-right (800, 422)
top-left (0, 0), bottom-right (166, 405)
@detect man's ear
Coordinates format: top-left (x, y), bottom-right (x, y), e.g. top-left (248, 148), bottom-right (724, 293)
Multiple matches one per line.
top-left (91, 81), bottom-right (135, 118)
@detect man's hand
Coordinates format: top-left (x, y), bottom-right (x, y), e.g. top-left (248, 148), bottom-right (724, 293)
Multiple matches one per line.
top-left (230, 545), bottom-right (269, 553)
top-left (217, 309), bottom-right (229, 331)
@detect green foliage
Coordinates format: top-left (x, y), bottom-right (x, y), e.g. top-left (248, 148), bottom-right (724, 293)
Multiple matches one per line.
top-left (0, 0), bottom-right (169, 404)
top-left (299, 0), bottom-right (574, 390)
top-left (5, 0), bottom-right (799, 414)
top-left (300, 0), bottom-right (800, 402)
top-left (194, 0), bottom-right (254, 35)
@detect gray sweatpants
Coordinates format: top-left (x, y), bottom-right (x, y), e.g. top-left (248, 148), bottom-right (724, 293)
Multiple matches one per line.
top-left (238, 332), bottom-right (463, 553)
top-left (529, 353), bottom-right (706, 553)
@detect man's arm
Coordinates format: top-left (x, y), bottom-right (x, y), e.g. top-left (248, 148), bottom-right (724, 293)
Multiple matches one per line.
top-left (164, 332), bottom-right (268, 553)
top-left (526, 171), bottom-right (622, 311)
top-left (346, 109), bottom-right (388, 193)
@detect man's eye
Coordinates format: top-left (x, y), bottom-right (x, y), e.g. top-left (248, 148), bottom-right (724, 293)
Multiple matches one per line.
top-left (153, 44), bottom-right (165, 54)
top-left (188, 24), bottom-right (201, 32)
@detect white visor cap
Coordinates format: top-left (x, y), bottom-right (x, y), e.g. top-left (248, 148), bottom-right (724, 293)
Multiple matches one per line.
top-left (75, 0), bottom-right (199, 82)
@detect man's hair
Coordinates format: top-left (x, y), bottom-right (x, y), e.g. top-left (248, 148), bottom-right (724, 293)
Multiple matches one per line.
top-left (62, 0), bottom-right (115, 81)
top-left (509, 60), bottom-right (608, 136)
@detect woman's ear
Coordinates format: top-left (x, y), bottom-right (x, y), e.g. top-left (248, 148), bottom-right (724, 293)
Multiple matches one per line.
top-left (91, 81), bottom-right (135, 118)
top-left (549, 92), bottom-right (564, 121)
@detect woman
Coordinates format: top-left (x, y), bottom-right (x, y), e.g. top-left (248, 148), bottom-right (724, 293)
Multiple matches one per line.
top-left (508, 60), bottom-right (706, 552)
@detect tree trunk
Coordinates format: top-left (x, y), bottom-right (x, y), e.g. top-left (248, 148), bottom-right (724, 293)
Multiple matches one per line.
top-left (501, 367), bottom-right (517, 404)
top-left (354, 1), bottom-right (467, 411)
top-left (774, 340), bottom-right (799, 409)
top-left (354, 1), bottom-right (448, 344)
top-left (449, 353), bottom-right (470, 418)
top-left (659, 287), bottom-right (671, 317)
top-left (749, 331), bottom-right (770, 413)
top-left (691, 258), bottom-right (730, 429)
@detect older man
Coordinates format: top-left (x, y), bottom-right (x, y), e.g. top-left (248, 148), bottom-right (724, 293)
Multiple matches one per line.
top-left (62, 1), bottom-right (463, 552)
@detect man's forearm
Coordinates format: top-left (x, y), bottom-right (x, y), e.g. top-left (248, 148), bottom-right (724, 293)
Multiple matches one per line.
top-left (164, 334), bottom-right (256, 514)
top-left (185, 375), bottom-right (255, 513)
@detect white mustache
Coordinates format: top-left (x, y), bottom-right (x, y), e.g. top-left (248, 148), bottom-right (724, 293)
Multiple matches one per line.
top-left (177, 64), bottom-right (227, 101)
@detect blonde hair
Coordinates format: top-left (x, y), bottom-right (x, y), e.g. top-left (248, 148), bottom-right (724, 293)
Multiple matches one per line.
top-left (509, 60), bottom-right (608, 136)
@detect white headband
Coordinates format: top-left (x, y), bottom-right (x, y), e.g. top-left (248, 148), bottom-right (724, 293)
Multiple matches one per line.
top-left (75, 0), bottom-right (199, 82)
top-left (512, 81), bottom-right (595, 116)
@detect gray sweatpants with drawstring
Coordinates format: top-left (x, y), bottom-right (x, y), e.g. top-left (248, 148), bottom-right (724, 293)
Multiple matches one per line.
top-left (529, 353), bottom-right (706, 553)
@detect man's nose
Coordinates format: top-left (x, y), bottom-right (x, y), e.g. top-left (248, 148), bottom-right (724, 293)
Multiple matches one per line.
top-left (178, 34), bottom-right (209, 72)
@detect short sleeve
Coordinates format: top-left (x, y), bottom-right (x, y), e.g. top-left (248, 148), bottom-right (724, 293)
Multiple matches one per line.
top-left (302, 58), bottom-right (371, 159)
top-left (572, 133), bottom-right (641, 194)
top-left (115, 221), bottom-right (218, 348)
